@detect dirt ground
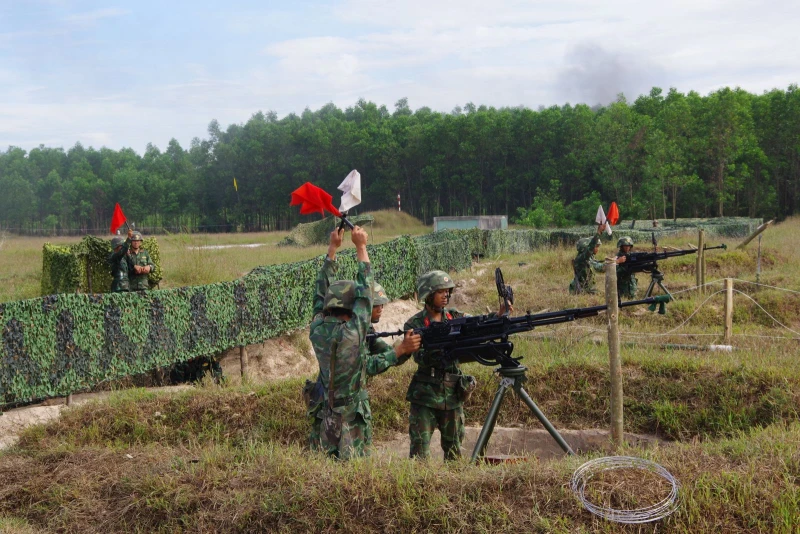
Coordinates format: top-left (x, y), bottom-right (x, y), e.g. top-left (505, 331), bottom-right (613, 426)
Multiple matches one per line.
top-left (218, 297), bottom-right (421, 384)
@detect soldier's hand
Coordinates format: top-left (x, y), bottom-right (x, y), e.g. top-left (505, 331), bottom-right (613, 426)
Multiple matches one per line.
top-left (329, 228), bottom-right (344, 249)
top-left (597, 222), bottom-right (606, 233)
top-left (499, 302), bottom-right (514, 316)
top-left (397, 329), bottom-right (421, 358)
top-left (616, 255), bottom-right (627, 264)
top-left (351, 226), bottom-right (368, 247)
top-left (127, 229), bottom-right (133, 238)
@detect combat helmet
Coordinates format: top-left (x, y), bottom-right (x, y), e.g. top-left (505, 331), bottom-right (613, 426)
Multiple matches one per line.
top-left (576, 237), bottom-right (592, 251)
top-left (372, 282), bottom-right (389, 306)
top-left (110, 236), bottom-right (125, 249)
top-left (617, 236), bottom-right (634, 248)
top-left (417, 270), bottom-right (455, 303)
top-left (131, 231), bottom-right (143, 241)
top-left (324, 280), bottom-right (357, 312)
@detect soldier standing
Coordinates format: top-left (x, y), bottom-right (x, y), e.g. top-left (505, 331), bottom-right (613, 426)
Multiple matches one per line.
top-left (570, 223), bottom-right (607, 295)
top-left (615, 237), bottom-right (636, 299)
top-left (127, 231), bottom-right (155, 291)
top-left (403, 271), bottom-right (509, 460)
top-left (308, 227), bottom-right (418, 459)
top-left (108, 229), bottom-right (132, 293)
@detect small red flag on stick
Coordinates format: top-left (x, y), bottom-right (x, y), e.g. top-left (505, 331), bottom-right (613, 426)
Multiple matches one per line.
top-left (110, 203), bottom-right (127, 234)
top-left (607, 202), bottom-right (620, 226)
top-left (290, 182), bottom-right (341, 217)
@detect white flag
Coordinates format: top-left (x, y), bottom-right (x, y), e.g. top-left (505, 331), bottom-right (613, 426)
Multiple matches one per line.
top-left (595, 205), bottom-right (613, 236)
top-left (338, 169), bottom-right (362, 213)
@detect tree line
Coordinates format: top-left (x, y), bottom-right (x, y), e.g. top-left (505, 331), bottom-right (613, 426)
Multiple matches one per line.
top-left (1, 85), bottom-right (798, 235)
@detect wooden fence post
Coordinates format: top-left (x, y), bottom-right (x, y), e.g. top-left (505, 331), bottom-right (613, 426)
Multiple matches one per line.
top-left (605, 260), bottom-right (623, 448)
top-left (736, 219), bottom-right (774, 249)
top-left (756, 235), bottom-right (763, 284)
top-left (240, 346), bottom-right (249, 380)
top-left (696, 229), bottom-right (705, 294)
top-left (724, 278), bottom-right (733, 343)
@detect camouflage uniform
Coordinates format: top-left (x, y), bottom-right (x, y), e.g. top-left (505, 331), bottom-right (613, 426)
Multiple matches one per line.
top-left (569, 234), bottom-right (605, 294)
top-left (367, 282), bottom-right (408, 366)
top-left (108, 236), bottom-right (130, 293)
top-left (308, 258), bottom-right (400, 460)
top-left (616, 236), bottom-right (638, 300)
top-left (127, 232), bottom-right (155, 291)
top-left (405, 271), bottom-right (473, 460)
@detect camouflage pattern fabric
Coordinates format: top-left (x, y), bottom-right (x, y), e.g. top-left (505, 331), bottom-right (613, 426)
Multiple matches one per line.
top-left (107, 238), bottom-right (130, 293)
top-left (416, 270), bottom-right (454, 303)
top-left (409, 403), bottom-right (465, 460)
top-left (404, 306), bottom-right (469, 459)
top-left (616, 255), bottom-right (639, 300)
top-left (372, 282), bottom-right (390, 306)
top-left (309, 258), bottom-right (399, 459)
top-left (569, 234), bottom-right (604, 294)
top-left (127, 248), bottom-right (155, 291)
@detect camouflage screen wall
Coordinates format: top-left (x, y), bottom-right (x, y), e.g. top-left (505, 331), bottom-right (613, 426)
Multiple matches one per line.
top-left (2, 236), bottom-right (417, 405)
top-left (278, 214), bottom-right (376, 247)
top-left (42, 235), bottom-right (163, 295)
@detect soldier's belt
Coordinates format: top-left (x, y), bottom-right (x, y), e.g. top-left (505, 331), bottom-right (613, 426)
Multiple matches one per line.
top-left (414, 368), bottom-right (460, 387)
top-left (330, 389), bottom-right (366, 408)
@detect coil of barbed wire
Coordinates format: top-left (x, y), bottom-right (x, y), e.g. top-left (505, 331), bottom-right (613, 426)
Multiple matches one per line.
top-left (570, 456), bottom-right (680, 524)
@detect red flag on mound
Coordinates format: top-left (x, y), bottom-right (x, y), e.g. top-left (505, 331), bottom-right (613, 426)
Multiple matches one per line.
top-left (110, 203), bottom-right (127, 234)
top-left (290, 182), bottom-right (341, 217)
top-left (607, 202), bottom-right (620, 226)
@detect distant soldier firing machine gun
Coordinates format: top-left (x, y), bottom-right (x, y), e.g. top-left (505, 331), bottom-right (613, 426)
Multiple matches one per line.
top-left (617, 232), bottom-right (726, 299)
top-left (369, 268), bottom-right (671, 461)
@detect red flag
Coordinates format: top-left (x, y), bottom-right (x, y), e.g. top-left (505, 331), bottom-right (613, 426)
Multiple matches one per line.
top-left (110, 203), bottom-right (127, 234)
top-left (607, 202), bottom-right (620, 226)
top-left (289, 182), bottom-right (341, 217)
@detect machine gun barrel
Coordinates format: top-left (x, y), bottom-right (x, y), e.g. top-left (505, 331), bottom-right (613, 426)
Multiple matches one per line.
top-left (622, 244), bottom-right (726, 274)
top-left (366, 295), bottom-right (671, 367)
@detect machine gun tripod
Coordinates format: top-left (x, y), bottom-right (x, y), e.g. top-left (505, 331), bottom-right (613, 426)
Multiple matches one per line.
top-left (470, 342), bottom-right (575, 461)
top-left (643, 267), bottom-right (671, 299)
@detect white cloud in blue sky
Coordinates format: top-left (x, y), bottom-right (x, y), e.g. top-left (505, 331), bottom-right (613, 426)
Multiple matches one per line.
top-left (1, 0), bottom-right (798, 152)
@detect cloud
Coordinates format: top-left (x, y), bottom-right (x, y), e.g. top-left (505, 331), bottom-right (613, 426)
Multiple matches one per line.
top-left (1, 0), bottom-right (799, 153)
top-left (64, 7), bottom-right (131, 25)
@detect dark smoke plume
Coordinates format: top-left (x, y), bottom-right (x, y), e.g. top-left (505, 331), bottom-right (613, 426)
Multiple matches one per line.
top-left (556, 43), bottom-right (667, 105)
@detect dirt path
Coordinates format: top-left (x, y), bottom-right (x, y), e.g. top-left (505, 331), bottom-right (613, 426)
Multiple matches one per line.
top-left (377, 426), bottom-right (661, 461)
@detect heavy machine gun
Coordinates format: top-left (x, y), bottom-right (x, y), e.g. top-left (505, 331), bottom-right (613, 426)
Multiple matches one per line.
top-left (369, 268), bottom-right (670, 460)
top-left (618, 233), bottom-right (726, 298)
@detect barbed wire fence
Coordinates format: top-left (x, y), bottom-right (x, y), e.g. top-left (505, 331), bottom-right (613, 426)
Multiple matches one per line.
top-left (517, 278), bottom-right (800, 345)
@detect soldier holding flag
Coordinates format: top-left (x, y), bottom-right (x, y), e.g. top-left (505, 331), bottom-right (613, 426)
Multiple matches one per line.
top-left (569, 203), bottom-right (625, 295)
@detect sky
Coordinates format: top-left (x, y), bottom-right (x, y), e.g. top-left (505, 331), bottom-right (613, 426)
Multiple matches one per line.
top-left (1, 0), bottom-right (798, 153)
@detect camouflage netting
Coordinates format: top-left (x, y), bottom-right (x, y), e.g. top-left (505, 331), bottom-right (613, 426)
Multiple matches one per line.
top-left (460, 217), bottom-right (762, 257)
top-left (3, 236), bottom-right (417, 406)
top-left (414, 232), bottom-right (472, 276)
top-left (5, 217), bottom-right (760, 406)
top-left (278, 214), bottom-right (375, 247)
top-left (41, 236), bottom-right (163, 295)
